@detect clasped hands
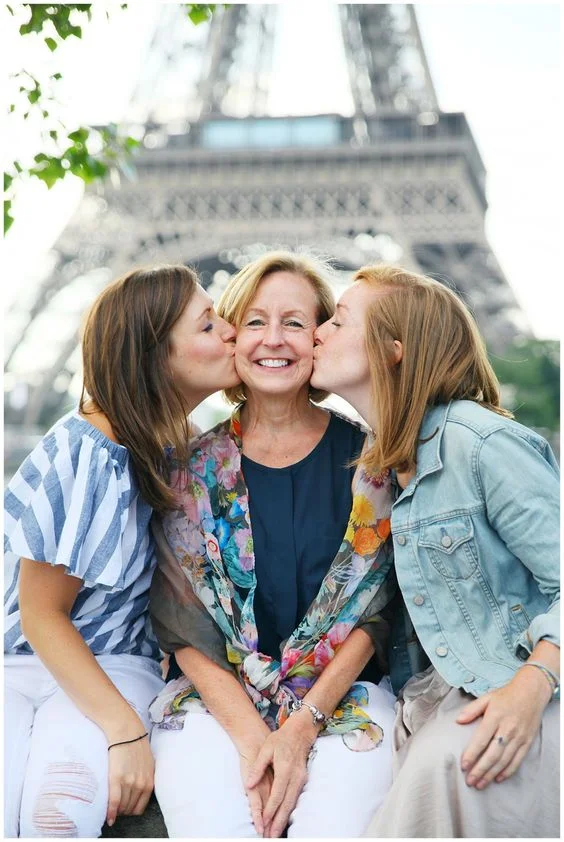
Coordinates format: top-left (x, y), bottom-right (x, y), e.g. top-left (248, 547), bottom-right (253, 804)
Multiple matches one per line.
top-left (240, 708), bottom-right (320, 837)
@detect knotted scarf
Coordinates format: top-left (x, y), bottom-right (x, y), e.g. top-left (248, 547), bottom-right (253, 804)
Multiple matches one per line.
top-left (149, 408), bottom-right (395, 751)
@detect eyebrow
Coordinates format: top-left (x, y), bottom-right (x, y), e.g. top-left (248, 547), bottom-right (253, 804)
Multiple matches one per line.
top-left (336, 302), bottom-right (350, 312)
top-left (246, 307), bottom-right (309, 318)
top-left (197, 305), bottom-right (212, 320)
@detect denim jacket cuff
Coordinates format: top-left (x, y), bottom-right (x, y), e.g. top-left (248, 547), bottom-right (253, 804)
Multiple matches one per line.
top-left (515, 612), bottom-right (560, 659)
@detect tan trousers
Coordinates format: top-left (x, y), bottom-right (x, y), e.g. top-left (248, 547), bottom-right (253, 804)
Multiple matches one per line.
top-left (366, 668), bottom-right (560, 838)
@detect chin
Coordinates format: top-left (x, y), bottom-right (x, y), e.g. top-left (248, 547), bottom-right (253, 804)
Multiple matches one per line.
top-left (309, 374), bottom-right (325, 392)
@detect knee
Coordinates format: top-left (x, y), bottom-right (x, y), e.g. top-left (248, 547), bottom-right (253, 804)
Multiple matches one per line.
top-left (21, 760), bottom-right (105, 838)
top-left (402, 717), bottom-right (468, 777)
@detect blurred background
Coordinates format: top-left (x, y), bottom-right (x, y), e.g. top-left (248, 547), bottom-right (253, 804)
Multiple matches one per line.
top-left (3, 2), bottom-right (560, 480)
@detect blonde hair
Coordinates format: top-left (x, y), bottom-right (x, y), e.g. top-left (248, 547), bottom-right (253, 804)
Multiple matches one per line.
top-left (355, 264), bottom-right (512, 475)
top-left (217, 251), bottom-right (335, 404)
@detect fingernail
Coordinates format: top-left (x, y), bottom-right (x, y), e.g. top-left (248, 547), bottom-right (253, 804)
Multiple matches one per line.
top-left (466, 775), bottom-right (476, 786)
top-left (461, 761), bottom-right (468, 771)
top-left (108, 820), bottom-right (114, 827)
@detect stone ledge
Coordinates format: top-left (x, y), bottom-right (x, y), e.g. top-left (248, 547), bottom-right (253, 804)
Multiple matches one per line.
top-left (101, 794), bottom-right (168, 838)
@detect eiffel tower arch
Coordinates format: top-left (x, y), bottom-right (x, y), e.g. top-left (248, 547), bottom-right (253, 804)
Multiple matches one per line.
top-left (6, 4), bottom-right (529, 433)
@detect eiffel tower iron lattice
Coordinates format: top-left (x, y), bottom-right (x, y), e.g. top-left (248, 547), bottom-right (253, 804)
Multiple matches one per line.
top-left (6, 3), bottom-right (528, 433)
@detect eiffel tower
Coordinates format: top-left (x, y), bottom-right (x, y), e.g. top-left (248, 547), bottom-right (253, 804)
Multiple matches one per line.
top-left (6, 4), bottom-right (528, 434)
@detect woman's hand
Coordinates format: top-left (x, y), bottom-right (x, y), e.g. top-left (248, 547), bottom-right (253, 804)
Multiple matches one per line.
top-left (246, 710), bottom-right (318, 838)
top-left (239, 748), bottom-right (273, 837)
top-left (456, 666), bottom-right (553, 790)
top-left (106, 733), bottom-right (155, 826)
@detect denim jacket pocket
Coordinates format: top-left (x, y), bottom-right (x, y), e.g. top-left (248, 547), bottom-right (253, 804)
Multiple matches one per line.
top-left (418, 515), bottom-right (477, 580)
top-left (509, 603), bottom-right (531, 633)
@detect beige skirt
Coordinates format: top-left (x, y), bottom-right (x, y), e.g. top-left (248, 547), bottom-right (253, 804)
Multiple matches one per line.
top-left (365, 668), bottom-right (560, 838)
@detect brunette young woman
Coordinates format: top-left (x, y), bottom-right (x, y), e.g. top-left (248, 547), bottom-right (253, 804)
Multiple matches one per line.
top-left (311, 265), bottom-right (559, 838)
top-left (4, 264), bottom-right (238, 838)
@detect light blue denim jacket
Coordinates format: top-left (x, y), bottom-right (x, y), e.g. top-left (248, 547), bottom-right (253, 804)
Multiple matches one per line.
top-left (388, 400), bottom-right (560, 697)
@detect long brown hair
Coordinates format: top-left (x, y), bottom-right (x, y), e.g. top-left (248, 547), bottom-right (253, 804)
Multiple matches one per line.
top-left (217, 251), bottom-right (335, 404)
top-left (79, 264), bottom-right (198, 511)
top-left (356, 264), bottom-right (512, 475)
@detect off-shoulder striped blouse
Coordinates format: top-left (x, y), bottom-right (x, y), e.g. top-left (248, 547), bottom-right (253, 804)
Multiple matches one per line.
top-left (4, 410), bottom-right (160, 660)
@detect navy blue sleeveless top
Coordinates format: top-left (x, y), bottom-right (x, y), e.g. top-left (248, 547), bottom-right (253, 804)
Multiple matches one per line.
top-left (166, 412), bottom-right (367, 682)
top-left (243, 412), bottom-right (365, 659)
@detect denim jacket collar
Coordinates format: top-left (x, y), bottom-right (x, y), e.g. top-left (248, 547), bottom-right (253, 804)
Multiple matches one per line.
top-left (395, 402), bottom-right (451, 500)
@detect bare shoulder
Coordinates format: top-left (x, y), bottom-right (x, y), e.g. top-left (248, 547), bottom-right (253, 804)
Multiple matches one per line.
top-left (79, 401), bottom-right (120, 444)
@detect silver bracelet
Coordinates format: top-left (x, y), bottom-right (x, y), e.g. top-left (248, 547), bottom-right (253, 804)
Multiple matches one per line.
top-left (289, 699), bottom-right (327, 725)
top-left (521, 661), bottom-right (560, 700)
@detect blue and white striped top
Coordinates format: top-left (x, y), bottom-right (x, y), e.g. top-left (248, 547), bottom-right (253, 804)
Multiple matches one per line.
top-left (4, 410), bottom-right (160, 660)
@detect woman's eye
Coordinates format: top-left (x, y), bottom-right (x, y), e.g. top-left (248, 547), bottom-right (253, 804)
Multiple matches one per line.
top-left (285, 320), bottom-right (304, 329)
top-left (203, 323), bottom-right (214, 333)
top-left (246, 319), bottom-right (264, 327)
top-left (331, 320), bottom-right (342, 327)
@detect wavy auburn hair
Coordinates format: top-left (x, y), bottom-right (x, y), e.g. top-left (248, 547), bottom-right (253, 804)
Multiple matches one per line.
top-left (356, 264), bottom-right (512, 475)
top-left (79, 264), bottom-right (198, 511)
top-left (217, 251), bottom-right (336, 404)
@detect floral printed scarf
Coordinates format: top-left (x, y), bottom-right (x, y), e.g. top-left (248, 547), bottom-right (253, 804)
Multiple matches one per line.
top-left (149, 408), bottom-right (395, 751)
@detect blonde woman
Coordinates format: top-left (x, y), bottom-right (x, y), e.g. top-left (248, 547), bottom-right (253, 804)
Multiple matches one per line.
top-left (4, 265), bottom-right (238, 837)
top-left (149, 252), bottom-right (398, 838)
top-left (311, 265), bottom-right (559, 838)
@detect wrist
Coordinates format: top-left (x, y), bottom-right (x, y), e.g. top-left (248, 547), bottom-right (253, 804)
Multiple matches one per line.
top-left (233, 722), bottom-right (271, 757)
top-left (100, 709), bottom-right (146, 743)
top-left (515, 663), bottom-right (555, 706)
top-left (519, 661), bottom-right (559, 703)
top-left (285, 705), bottom-right (323, 741)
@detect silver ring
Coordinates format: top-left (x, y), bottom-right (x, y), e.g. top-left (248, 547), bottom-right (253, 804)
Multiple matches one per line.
top-left (496, 735), bottom-right (507, 746)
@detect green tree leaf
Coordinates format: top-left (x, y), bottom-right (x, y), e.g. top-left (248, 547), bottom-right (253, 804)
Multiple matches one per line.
top-left (187, 4), bottom-right (216, 25)
top-left (67, 127), bottom-right (90, 144)
top-left (4, 200), bottom-right (14, 233)
top-left (7, 2), bottom-right (218, 227)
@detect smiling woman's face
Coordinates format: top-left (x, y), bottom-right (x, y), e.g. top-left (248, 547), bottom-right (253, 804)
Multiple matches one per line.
top-left (235, 271), bottom-right (319, 400)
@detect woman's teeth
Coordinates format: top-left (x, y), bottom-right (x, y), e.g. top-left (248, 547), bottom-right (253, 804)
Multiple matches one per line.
top-left (257, 359), bottom-right (290, 368)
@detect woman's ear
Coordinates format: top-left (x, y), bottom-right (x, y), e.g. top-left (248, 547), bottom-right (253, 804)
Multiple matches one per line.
top-left (392, 340), bottom-right (403, 364)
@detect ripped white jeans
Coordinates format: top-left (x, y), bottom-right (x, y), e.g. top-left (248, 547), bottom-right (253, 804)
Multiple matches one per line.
top-left (4, 653), bottom-right (164, 838)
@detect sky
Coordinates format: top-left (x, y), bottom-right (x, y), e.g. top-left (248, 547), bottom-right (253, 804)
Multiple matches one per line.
top-left (2, 2), bottom-right (562, 340)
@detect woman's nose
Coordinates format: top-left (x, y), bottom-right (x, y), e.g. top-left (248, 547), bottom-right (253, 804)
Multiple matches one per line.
top-left (220, 318), bottom-right (236, 342)
top-left (263, 322), bottom-right (284, 346)
top-left (313, 324), bottom-right (325, 345)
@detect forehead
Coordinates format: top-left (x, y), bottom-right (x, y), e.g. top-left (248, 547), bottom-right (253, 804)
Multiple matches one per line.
top-left (248, 271), bottom-right (318, 312)
top-left (186, 284), bottom-right (213, 313)
top-left (339, 281), bottom-right (384, 311)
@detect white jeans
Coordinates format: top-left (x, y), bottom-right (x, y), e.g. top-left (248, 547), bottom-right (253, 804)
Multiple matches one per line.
top-left (152, 680), bottom-right (396, 838)
top-left (4, 653), bottom-right (164, 838)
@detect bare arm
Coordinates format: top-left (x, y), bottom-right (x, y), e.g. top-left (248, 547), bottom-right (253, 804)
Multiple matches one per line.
top-left (20, 558), bottom-right (154, 825)
top-left (301, 626), bottom-right (375, 716)
top-left (174, 646), bottom-right (272, 752)
top-left (247, 627), bottom-right (376, 837)
top-left (175, 646), bottom-right (273, 833)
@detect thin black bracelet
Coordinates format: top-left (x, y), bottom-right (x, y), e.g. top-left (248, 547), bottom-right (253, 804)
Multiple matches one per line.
top-left (108, 732), bottom-right (148, 751)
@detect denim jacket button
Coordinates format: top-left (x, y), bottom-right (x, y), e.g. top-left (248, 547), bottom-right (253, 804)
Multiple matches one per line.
top-left (413, 594), bottom-right (425, 606)
top-left (464, 675), bottom-right (475, 683)
top-left (435, 645), bottom-right (448, 657)
top-left (396, 535), bottom-right (406, 546)
top-left (440, 535), bottom-right (453, 548)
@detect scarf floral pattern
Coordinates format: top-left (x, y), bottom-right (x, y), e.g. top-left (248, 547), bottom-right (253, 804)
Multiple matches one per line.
top-left (149, 409), bottom-right (394, 751)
